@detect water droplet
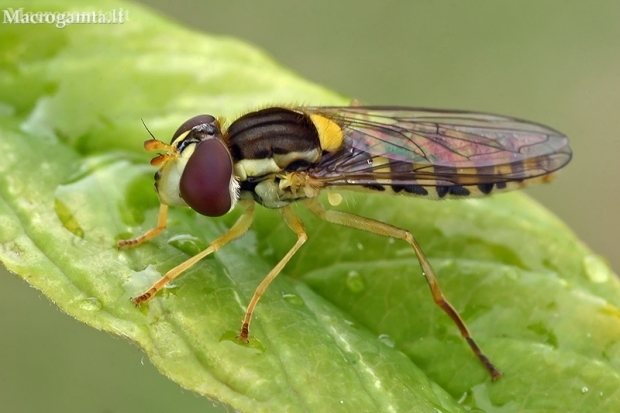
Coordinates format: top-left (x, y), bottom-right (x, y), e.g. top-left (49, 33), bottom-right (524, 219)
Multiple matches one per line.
top-left (581, 386), bottom-right (589, 394)
top-left (219, 330), bottom-right (265, 353)
top-left (526, 321), bottom-right (558, 348)
top-left (78, 297), bottom-right (102, 312)
top-left (327, 191), bottom-right (343, 206)
top-left (378, 333), bottom-right (395, 348)
top-left (583, 255), bottom-right (611, 283)
top-left (356, 242), bottom-right (364, 251)
top-left (282, 292), bottom-right (304, 306)
top-left (346, 270), bottom-right (365, 293)
top-left (261, 246), bottom-right (275, 257)
top-left (168, 234), bottom-right (207, 256)
top-left (344, 319), bottom-right (358, 329)
top-left (124, 265), bottom-right (162, 296)
top-left (388, 238), bottom-right (395, 244)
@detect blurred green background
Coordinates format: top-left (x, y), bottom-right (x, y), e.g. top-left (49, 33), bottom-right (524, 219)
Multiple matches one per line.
top-left (1, 1), bottom-right (618, 412)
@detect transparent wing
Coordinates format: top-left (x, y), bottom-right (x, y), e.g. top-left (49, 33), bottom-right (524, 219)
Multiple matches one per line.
top-left (302, 106), bottom-right (572, 186)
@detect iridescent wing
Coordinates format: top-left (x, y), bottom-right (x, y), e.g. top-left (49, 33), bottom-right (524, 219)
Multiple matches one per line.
top-left (302, 106), bottom-right (572, 192)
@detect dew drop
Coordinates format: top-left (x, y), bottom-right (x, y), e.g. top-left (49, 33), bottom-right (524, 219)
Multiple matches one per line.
top-left (457, 391), bottom-right (469, 404)
top-left (344, 319), bottom-right (357, 329)
top-left (583, 255), bottom-right (611, 283)
top-left (327, 191), bottom-right (343, 206)
top-left (124, 265), bottom-right (162, 297)
top-left (346, 270), bottom-right (365, 293)
top-left (261, 246), bottom-right (275, 257)
top-left (581, 386), bottom-right (589, 394)
top-left (378, 333), bottom-right (395, 348)
top-left (356, 242), bottom-right (364, 251)
top-left (282, 292), bottom-right (304, 306)
top-left (168, 234), bottom-right (207, 256)
top-left (78, 297), bottom-right (102, 312)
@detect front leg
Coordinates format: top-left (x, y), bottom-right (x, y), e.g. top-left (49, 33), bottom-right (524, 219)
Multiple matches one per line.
top-left (118, 204), bottom-right (169, 248)
top-left (129, 199), bottom-right (256, 305)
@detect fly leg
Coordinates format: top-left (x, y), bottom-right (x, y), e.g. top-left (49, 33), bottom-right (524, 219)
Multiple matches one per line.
top-left (237, 205), bottom-right (308, 342)
top-left (302, 197), bottom-right (502, 380)
top-left (129, 200), bottom-right (256, 305)
top-left (118, 204), bottom-right (169, 248)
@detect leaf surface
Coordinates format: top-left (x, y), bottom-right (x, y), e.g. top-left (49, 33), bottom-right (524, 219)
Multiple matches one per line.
top-left (1, 1), bottom-right (619, 412)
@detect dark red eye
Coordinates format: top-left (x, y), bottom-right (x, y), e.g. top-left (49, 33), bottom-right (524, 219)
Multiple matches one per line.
top-left (179, 139), bottom-right (233, 217)
top-left (171, 114), bottom-right (216, 142)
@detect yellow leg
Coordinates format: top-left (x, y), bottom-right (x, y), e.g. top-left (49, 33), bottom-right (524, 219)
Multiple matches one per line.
top-left (237, 205), bottom-right (308, 342)
top-left (302, 197), bottom-right (502, 380)
top-left (118, 204), bottom-right (169, 248)
top-left (131, 200), bottom-right (256, 305)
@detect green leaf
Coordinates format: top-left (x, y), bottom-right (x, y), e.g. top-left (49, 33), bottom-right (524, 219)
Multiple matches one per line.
top-left (1, 1), bottom-right (619, 412)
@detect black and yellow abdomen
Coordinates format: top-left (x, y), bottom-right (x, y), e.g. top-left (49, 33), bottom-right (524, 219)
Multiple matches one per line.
top-left (228, 107), bottom-right (344, 180)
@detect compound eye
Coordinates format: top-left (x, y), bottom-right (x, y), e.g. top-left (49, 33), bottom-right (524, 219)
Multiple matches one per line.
top-left (179, 139), bottom-right (233, 217)
top-left (171, 114), bottom-right (216, 143)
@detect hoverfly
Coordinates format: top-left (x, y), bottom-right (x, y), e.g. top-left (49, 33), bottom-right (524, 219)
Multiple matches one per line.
top-left (118, 105), bottom-right (572, 380)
